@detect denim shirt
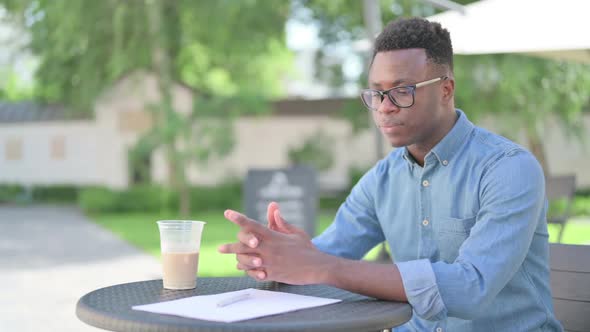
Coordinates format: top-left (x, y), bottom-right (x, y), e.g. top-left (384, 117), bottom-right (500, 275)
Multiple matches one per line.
top-left (312, 110), bottom-right (563, 331)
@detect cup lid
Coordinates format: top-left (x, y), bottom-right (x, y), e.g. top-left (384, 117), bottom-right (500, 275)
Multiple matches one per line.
top-left (157, 220), bottom-right (206, 230)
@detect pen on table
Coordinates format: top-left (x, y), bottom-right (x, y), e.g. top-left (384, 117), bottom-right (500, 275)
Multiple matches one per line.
top-left (216, 293), bottom-right (252, 307)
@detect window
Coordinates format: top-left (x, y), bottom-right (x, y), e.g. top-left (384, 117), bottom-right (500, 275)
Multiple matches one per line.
top-left (5, 138), bottom-right (22, 161)
top-left (50, 136), bottom-right (66, 160)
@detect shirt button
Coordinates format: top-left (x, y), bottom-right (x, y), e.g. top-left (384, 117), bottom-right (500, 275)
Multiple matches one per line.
top-left (442, 160), bottom-right (448, 166)
top-left (422, 219), bottom-right (429, 226)
top-left (436, 328), bottom-right (443, 332)
top-left (422, 180), bottom-right (430, 187)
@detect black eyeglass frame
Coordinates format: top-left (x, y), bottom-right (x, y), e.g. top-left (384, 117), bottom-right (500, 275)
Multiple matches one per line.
top-left (360, 76), bottom-right (448, 110)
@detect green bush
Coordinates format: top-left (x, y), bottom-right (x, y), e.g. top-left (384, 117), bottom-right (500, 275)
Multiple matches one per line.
top-left (78, 187), bottom-right (121, 213)
top-left (190, 181), bottom-right (243, 211)
top-left (118, 185), bottom-right (174, 212)
top-left (78, 182), bottom-right (242, 213)
top-left (0, 184), bottom-right (78, 203)
top-left (575, 187), bottom-right (590, 197)
top-left (573, 196), bottom-right (590, 216)
top-left (78, 185), bottom-right (174, 213)
top-left (548, 195), bottom-right (590, 218)
top-left (0, 184), bottom-right (25, 203)
top-left (31, 185), bottom-right (79, 203)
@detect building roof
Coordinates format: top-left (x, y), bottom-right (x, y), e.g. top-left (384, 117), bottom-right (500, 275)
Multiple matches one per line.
top-left (0, 101), bottom-right (87, 123)
top-left (272, 97), bottom-right (357, 116)
top-left (0, 96), bottom-right (358, 124)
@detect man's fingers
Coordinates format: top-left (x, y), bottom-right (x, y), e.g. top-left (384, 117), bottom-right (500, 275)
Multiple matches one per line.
top-left (224, 209), bottom-right (269, 235)
top-left (237, 231), bottom-right (259, 248)
top-left (236, 253), bottom-right (263, 269)
top-left (237, 262), bottom-right (263, 271)
top-left (266, 202), bottom-right (279, 230)
top-left (246, 269), bottom-right (267, 281)
top-left (274, 209), bottom-right (289, 232)
top-left (274, 209), bottom-right (301, 234)
top-left (217, 242), bottom-right (257, 255)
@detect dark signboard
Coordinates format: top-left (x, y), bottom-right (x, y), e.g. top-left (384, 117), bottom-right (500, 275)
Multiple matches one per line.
top-left (244, 166), bottom-right (318, 236)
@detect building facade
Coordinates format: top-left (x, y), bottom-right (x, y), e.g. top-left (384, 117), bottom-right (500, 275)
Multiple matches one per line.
top-left (1, 72), bottom-right (589, 191)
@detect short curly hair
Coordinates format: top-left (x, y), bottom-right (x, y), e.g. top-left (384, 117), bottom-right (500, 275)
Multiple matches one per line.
top-left (373, 17), bottom-right (453, 71)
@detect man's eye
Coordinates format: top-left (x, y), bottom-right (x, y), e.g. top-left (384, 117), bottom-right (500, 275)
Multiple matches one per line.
top-left (394, 88), bottom-right (412, 95)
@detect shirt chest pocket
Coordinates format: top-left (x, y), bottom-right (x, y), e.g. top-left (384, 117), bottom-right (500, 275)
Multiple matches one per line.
top-left (433, 216), bottom-right (476, 263)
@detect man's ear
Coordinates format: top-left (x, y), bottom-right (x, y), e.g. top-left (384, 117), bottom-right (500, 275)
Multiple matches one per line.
top-left (441, 77), bottom-right (455, 104)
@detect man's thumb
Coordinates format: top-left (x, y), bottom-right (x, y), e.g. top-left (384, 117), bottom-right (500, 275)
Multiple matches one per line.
top-left (274, 209), bottom-right (298, 234)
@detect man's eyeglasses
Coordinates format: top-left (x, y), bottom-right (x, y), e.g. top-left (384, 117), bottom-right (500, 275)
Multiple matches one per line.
top-left (360, 76), bottom-right (448, 111)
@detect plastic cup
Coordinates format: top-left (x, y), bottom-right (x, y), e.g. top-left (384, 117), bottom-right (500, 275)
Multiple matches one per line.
top-left (157, 220), bottom-right (205, 290)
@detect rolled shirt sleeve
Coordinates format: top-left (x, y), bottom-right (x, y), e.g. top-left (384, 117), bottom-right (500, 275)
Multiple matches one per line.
top-left (397, 259), bottom-right (448, 321)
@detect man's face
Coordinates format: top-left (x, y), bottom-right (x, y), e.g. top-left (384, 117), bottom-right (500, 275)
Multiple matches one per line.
top-left (368, 48), bottom-right (446, 148)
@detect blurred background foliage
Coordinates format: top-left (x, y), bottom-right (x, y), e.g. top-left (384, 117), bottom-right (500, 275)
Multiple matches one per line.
top-left (0, 0), bottom-right (294, 215)
top-left (0, 0), bottom-right (589, 215)
top-left (0, 0), bottom-right (292, 112)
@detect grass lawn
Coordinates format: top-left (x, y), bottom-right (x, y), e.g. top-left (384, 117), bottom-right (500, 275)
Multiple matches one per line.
top-left (90, 211), bottom-right (590, 277)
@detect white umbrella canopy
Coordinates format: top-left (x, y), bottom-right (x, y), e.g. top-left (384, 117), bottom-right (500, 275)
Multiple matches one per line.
top-left (427, 0), bottom-right (590, 63)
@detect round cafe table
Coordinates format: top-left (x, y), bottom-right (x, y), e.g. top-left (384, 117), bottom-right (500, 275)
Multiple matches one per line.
top-left (76, 277), bottom-right (412, 332)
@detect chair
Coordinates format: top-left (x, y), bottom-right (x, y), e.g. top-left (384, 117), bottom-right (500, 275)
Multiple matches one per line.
top-left (546, 175), bottom-right (576, 243)
top-left (550, 243), bottom-right (590, 332)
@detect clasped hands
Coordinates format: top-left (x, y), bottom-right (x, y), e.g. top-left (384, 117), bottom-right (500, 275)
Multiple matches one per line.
top-left (217, 202), bottom-right (332, 285)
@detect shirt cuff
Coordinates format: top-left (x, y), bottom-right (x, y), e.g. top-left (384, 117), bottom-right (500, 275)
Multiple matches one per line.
top-left (396, 259), bottom-right (448, 321)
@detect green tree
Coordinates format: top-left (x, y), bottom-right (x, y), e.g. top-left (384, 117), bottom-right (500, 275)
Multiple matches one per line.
top-left (1, 0), bottom-right (292, 215)
top-left (295, 0), bottom-right (590, 174)
top-left (288, 130), bottom-right (335, 171)
top-left (454, 54), bottom-right (590, 174)
top-left (292, 0), bottom-right (479, 87)
top-left (292, 0), bottom-right (440, 91)
top-left (0, 71), bottom-right (34, 100)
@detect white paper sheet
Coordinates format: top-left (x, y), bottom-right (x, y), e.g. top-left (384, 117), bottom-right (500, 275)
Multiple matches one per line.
top-left (132, 288), bottom-right (342, 323)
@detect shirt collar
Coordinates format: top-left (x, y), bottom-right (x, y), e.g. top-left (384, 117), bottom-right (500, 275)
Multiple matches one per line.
top-left (402, 109), bottom-right (474, 167)
top-left (430, 109), bottom-right (474, 166)
top-left (402, 148), bottom-right (417, 165)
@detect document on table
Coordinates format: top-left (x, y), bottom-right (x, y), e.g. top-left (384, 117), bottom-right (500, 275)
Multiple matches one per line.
top-left (132, 288), bottom-right (342, 323)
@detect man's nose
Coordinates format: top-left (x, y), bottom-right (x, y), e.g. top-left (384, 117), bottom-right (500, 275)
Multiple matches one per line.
top-left (376, 95), bottom-right (401, 114)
